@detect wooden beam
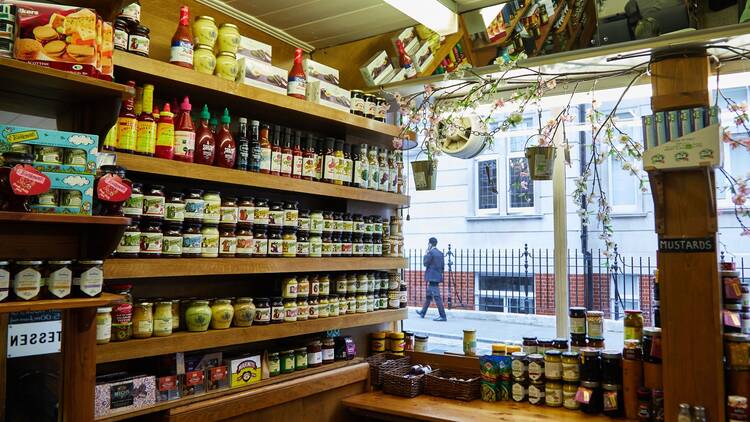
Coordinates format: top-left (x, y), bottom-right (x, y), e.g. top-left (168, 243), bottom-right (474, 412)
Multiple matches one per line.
top-left (62, 308), bottom-right (97, 422)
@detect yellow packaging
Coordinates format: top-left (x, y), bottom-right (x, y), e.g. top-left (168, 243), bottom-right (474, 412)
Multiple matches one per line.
top-left (227, 355), bottom-right (261, 388)
top-left (116, 116), bottom-right (137, 151)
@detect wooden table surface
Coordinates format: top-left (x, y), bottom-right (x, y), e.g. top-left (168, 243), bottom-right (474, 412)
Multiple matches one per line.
top-left (343, 391), bottom-right (624, 422)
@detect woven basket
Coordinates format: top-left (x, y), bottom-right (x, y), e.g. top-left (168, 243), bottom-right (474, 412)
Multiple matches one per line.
top-left (382, 365), bottom-right (425, 398)
top-left (424, 369), bottom-right (481, 401)
top-left (365, 353), bottom-right (410, 387)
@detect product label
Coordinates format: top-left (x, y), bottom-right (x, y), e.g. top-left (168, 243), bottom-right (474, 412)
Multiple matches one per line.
top-left (117, 230), bottom-right (141, 254)
top-left (310, 216), bottom-right (324, 233)
top-left (184, 198), bottom-right (204, 220)
top-left (370, 165), bottom-right (379, 189)
top-left (281, 152), bottom-right (293, 175)
top-left (603, 390), bottom-right (618, 411)
top-left (220, 236), bottom-right (237, 254)
top-left (284, 306), bottom-right (297, 321)
top-left (545, 362), bottom-right (562, 379)
top-left (170, 40), bottom-right (194, 65)
top-left (528, 362), bottom-right (543, 381)
top-left (511, 360), bottom-right (526, 379)
top-left (237, 235), bottom-right (254, 254)
top-left (562, 362), bottom-right (580, 381)
top-left (271, 305), bottom-right (284, 322)
top-left (563, 391), bottom-right (579, 409)
top-left (162, 235), bottom-right (183, 255)
top-left (373, 243), bottom-right (382, 256)
top-left (140, 232), bottom-right (163, 255)
top-left (204, 200), bottom-right (220, 223)
top-left (114, 29), bottom-right (128, 50)
top-left (254, 207), bottom-right (269, 225)
top-left (391, 169), bottom-right (399, 192)
top-left (182, 233), bottom-right (202, 254)
top-left (253, 238), bottom-right (268, 255)
top-left (307, 351), bottom-right (322, 365)
top-left (47, 267), bottom-right (72, 298)
top-left (302, 156), bottom-right (316, 178)
top-left (156, 122), bottom-right (174, 149)
top-left (260, 147), bottom-right (272, 171)
top-left (343, 158), bottom-right (353, 183)
top-left (271, 150), bottom-right (282, 173)
top-left (136, 121), bottom-right (157, 155)
top-left (254, 307), bottom-right (270, 322)
top-left (528, 385), bottom-right (544, 403)
top-left (315, 155), bottom-right (323, 180)
top-left (128, 34), bottom-right (150, 55)
top-left (287, 77), bottom-right (306, 97)
top-left (96, 316), bottom-right (111, 342)
top-left (268, 238), bottom-right (283, 256)
top-left (570, 317), bottom-right (586, 334)
top-left (123, 193), bottom-right (144, 216)
top-left (117, 117), bottom-right (137, 151)
top-left (310, 240), bottom-right (322, 257)
top-left (165, 202), bottom-right (186, 222)
top-left (587, 321), bottom-right (603, 338)
top-left (201, 233), bottom-right (219, 256)
top-left (354, 160), bottom-right (368, 187)
top-left (143, 195), bottom-right (165, 217)
top-left (0, 269), bottom-right (9, 302)
top-left (174, 130), bottom-right (196, 160)
top-left (76, 267), bottom-right (103, 297)
top-left (153, 318), bottom-right (171, 334)
top-left (322, 347), bottom-right (334, 362)
top-left (546, 387), bottom-right (562, 405)
top-left (624, 326), bottom-right (642, 341)
top-left (238, 206), bottom-right (254, 223)
top-left (364, 100), bottom-right (376, 117)
top-left (113, 302), bottom-right (132, 325)
top-left (323, 155), bottom-right (339, 181)
top-left (292, 155), bottom-right (304, 177)
top-left (379, 166), bottom-right (389, 191)
top-left (14, 268), bottom-right (41, 300)
top-left (512, 383), bottom-right (527, 401)
top-left (220, 206), bottom-right (237, 224)
top-left (282, 239), bottom-right (297, 256)
top-left (351, 97), bottom-right (364, 114)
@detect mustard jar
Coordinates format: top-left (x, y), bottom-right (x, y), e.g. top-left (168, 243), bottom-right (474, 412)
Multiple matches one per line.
top-left (193, 44), bottom-right (216, 75)
top-left (193, 16), bottom-right (218, 48)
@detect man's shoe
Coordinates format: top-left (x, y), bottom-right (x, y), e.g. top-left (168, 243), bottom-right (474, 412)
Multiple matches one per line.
top-left (416, 310), bottom-right (425, 318)
top-left (433, 317), bottom-right (447, 321)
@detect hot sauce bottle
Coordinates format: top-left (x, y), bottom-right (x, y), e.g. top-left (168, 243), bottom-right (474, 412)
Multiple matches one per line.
top-left (270, 125), bottom-right (281, 176)
top-left (322, 137), bottom-right (336, 184)
top-left (332, 140), bottom-right (344, 185)
top-left (280, 128), bottom-right (292, 177)
top-left (170, 5), bottom-right (194, 68)
top-left (194, 104), bottom-right (215, 165)
top-left (249, 120), bottom-right (261, 172)
top-left (236, 117), bottom-right (249, 171)
top-left (173, 96), bottom-right (195, 162)
top-left (259, 123), bottom-right (271, 174)
top-left (342, 143), bottom-right (353, 186)
top-left (291, 130), bottom-right (303, 179)
top-left (116, 80), bottom-right (138, 153)
top-left (209, 115), bottom-right (218, 134)
top-left (135, 83), bottom-right (156, 156)
top-left (155, 103), bottom-right (175, 159)
top-left (215, 108), bottom-right (236, 168)
top-left (396, 39), bottom-right (417, 79)
top-left (301, 133), bottom-right (316, 181)
top-left (287, 48), bottom-right (306, 100)
top-left (315, 138), bottom-right (324, 181)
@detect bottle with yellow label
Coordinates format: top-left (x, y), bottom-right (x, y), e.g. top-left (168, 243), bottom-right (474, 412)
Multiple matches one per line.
top-left (155, 103), bottom-right (175, 160)
top-left (136, 84), bottom-right (157, 156)
top-left (102, 123), bottom-right (117, 151)
top-left (116, 80), bottom-right (138, 153)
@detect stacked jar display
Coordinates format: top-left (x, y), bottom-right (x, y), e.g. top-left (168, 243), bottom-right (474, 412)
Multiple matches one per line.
top-left (722, 261), bottom-right (750, 418)
top-left (0, 259), bottom-right (104, 303)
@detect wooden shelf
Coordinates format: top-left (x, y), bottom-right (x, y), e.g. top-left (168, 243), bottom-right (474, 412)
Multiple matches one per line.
top-left (104, 257), bottom-right (409, 279)
top-left (417, 31), bottom-right (466, 78)
top-left (96, 308), bottom-right (407, 363)
top-left (96, 358), bottom-right (364, 421)
top-left (113, 53), bottom-right (405, 145)
top-left (471, 3), bottom-right (532, 51)
top-left (534, 2), bottom-right (567, 53)
top-left (116, 153), bottom-right (409, 206)
top-left (0, 212), bottom-right (130, 225)
top-left (0, 293), bottom-right (122, 313)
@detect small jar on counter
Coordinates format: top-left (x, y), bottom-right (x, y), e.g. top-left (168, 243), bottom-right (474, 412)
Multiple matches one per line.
top-left (527, 353), bottom-right (544, 382)
top-left (522, 336), bottom-right (538, 355)
top-left (580, 348), bottom-right (601, 382)
top-left (545, 380), bottom-right (563, 407)
top-left (528, 381), bottom-right (545, 405)
top-left (569, 306), bottom-right (587, 335)
top-left (544, 350), bottom-right (562, 380)
top-left (511, 352), bottom-right (528, 381)
top-left (602, 383), bottom-right (624, 417)
top-left (563, 381), bottom-right (580, 410)
top-left (562, 351), bottom-right (580, 382)
top-left (601, 350), bottom-right (623, 385)
top-left (587, 311), bottom-right (604, 338)
top-left (580, 381), bottom-right (603, 414)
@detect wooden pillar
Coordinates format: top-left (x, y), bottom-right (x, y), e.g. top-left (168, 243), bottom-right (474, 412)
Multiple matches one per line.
top-left (62, 308), bottom-right (97, 421)
top-left (648, 52), bottom-right (725, 421)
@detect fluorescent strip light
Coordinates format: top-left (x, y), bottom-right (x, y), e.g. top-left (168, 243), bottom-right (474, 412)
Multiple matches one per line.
top-left (383, 0), bottom-right (459, 35)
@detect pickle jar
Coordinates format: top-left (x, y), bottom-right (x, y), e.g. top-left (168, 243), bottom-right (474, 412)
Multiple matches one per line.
top-left (108, 284), bottom-right (133, 341)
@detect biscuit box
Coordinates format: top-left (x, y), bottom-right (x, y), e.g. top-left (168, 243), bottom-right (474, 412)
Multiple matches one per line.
top-left (360, 50), bottom-right (395, 86)
top-left (237, 35), bottom-right (272, 64)
top-left (0, 124), bottom-right (98, 175)
top-left (226, 354), bottom-right (261, 388)
top-left (7, 1), bottom-right (102, 76)
top-left (94, 374), bottom-right (156, 418)
top-left (242, 58), bottom-right (287, 95)
top-left (303, 58), bottom-right (340, 86)
top-left (30, 171), bottom-right (94, 215)
top-left (306, 79), bottom-right (350, 113)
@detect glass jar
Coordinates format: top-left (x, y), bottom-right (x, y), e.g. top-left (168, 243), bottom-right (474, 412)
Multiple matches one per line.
top-left (329, 294), bottom-right (340, 316)
top-left (165, 192), bottom-right (185, 223)
top-left (295, 347), bottom-right (308, 371)
top-left (123, 183), bottom-right (143, 217)
top-left (562, 351), bottom-right (580, 382)
top-left (283, 201), bottom-right (298, 228)
top-left (352, 214), bottom-right (365, 234)
top-left (588, 337), bottom-right (605, 350)
top-left (236, 224), bottom-right (254, 257)
top-left (238, 196), bottom-right (254, 224)
top-left (193, 44), bottom-right (216, 75)
top-left (347, 294), bottom-right (356, 314)
top-left (171, 299), bottom-right (180, 331)
top-left (322, 338), bottom-right (335, 364)
top-left (154, 301), bottom-right (173, 337)
top-left (268, 352), bottom-right (280, 377)
top-left (284, 298), bottom-right (298, 322)
top-left (297, 275), bottom-right (310, 298)
top-left (331, 232), bottom-right (342, 257)
top-left (268, 201), bottom-right (284, 228)
top-left (366, 293), bottom-right (375, 312)
top-left (140, 218), bottom-right (163, 257)
top-left (73, 260), bottom-right (103, 298)
top-left (624, 310), bottom-right (644, 342)
top-left (233, 297), bottom-right (255, 327)
top-left (108, 284), bottom-right (133, 341)
top-left (580, 381), bottom-right (603, 414)
top-left (569, 307), bottom-right (587, 335)
top-left (142, 184), bottom-right (165, 220)
top-left (725, 333), bottom-right (750, 368)
top-left (338, 294), bottom-right (349, 315)
top-left (254, 297), bottom-right (270, 325)
top-left (162, 222), bottom-right (183, 257)
top-left (580, 348), bottom-right (602, 382)
top-left (322, 211), bottom-right (334, 233)
top-left (309, 233), bottom-right (322, 257)
top-left (511, 352), bottom-right (528, 380)
top-left (298, 209), bottom-right (311, 232)
top-left (296, 231), bottom-right (309, 257)
top-left (45, 260), bottom-right (72, 299)
top-left (185, 189), bottom-right (205, 223)
top-left (571, 333), bottom-right (587, 352)
top-left (132, 302), bottom-right (154, 339)
top-left (553, 338), bottom-right (569, 351)
top-left (297, 298), bottom-right (309, 321)
top-left (254, 198), bottom-right (270, 226)
top-left (544, 350), bottom-right (562, 380)
top-left (602, 383), bottom-right (623, 417)
top-left (307, 340), bottom-right (322, 368)
top-left (601, 350), bottom-right (623, 385)
top-left (563, 381), bottom-right (580, 410)
top-left (373, 233), bottom-right (382, 256)
top-left (528, 381), bottom-right (545, 405)
top-left (271, 297), bottom-right (284, 324)
top-left (522, 336), bottom-right (538, 355)
top-left (335, 274), bottom-right (347, 295)
top-left (96, 307), bottom-right (112, 344)
top-left (193, 15), bottom-right (218, 47)
top-left (319, 296), bottom-right (329, 318)
top-left (587, 311), bottom-right (604, 338)
top-left (202, 190), bottom-right (221, 224)
top-left (545, 381), bottom-right (563, 407)
top-left (182, 223), bottom-right (203, 257)
top-left (280, 350), bottom-right (295, 374)
top-left (307, 275), bottom-right (319, 296)
top-left (219, 224), bottom-right (237, 257)
top-left (217, 23), bottom-right (240, 54)
top-left (321, 232), bottom-right (332, 257)
top-left (282, 276), bottom-right (298, 299)
top-left (186, 300), bottom-right (212, 332)
top-left (201, 223), bottom-right (220, 257)
top-left (253, 225), bottom-right (268, 256)
top-left (527, 353), bottom-right (544, 382)
top-left (512, 380), bottom-right (527, 402)
top-left (282, 228), bottom-right (297, 257)
top-left (220, 196), bottom-right (238, 225)
top-left (268, 227), bottom-right (283, 257)
top-left (362, 233), bottom-right (373, 256)
top-left (210, 299), bottom-right (234, 329)
top-left (310, 210), bottom-right (324, 234)
top-left (356, 294), bottom-right (367, 313)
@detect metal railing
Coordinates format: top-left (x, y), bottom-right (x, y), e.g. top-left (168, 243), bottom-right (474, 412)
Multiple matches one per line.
top-left (406, 244), bottom-right (748, 322)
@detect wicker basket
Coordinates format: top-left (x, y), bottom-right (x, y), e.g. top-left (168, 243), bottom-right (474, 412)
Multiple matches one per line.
top-left (382, 365), bottom-right (425, 398)
top-left (365, 353), bottom-right (410, 387)
top-left (424, 369), bottom-right (481, 401)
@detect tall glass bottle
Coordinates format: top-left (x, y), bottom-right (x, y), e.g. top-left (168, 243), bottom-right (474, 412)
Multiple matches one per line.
top-left (170, 6), bottom-right (194, 68)
top-left (249, 120), bottom-right (261, 172)
top-left (135, 83), bottom-right (156, 156)
top-left (116, 80), bottom-right (138, 153)
top-left (332, 140), bottom-right (344, 186)
top-left (194, 105), bottom-right (215, 165)
top-left (368, 145), bottom-right (380, 191)
top-left (270, 125), bottom-right (281, 176)
top-left (236, 117), bottom-right (249, 171)
top-left (215, 108), bottom-right (236, 168)
top-left (287, 48), bottom-right (306, 100)
top-left (259, 123), bottom-right (271, 174)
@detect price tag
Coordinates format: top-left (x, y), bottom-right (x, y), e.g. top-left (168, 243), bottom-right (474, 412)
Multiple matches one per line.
top-left (9, 165), bottom-right (50, 196)
top-left (97, 174), bottom-right (132, 202)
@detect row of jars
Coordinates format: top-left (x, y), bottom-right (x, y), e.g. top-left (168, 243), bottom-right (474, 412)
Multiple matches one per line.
top-left (0, 260), bottom-right (103, 302)
top-left (280, 272), bottom-right (403, 299)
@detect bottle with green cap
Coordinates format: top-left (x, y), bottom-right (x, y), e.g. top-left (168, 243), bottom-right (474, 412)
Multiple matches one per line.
top-left (215, 108), bottom-right (236, 168)
top-left (194, 104), bottom-right (216, 165)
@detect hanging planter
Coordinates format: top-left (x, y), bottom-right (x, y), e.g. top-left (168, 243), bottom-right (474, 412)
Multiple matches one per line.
top-left (436, 115), bottom-right (489, 159)
top-left (525, 145), bottom-right (556, 180)
top-left (410, 159), bottom-right (437, 191)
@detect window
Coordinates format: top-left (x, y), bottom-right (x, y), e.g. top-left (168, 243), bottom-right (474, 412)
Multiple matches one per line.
top-left (476, 158), bottom-right (498, 214)
top-left (610, 274), bottom-right (640, 319)
top-left (508, 135), bottom-right (534, 213)
top-left (476, 274), bottom-right (535, 314)
top-left (718, 133), bottom-right (750, 208)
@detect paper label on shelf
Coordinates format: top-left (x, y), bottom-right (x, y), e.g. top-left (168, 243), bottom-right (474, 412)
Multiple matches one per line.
top-left (7, 319), bottom-right (61, 358)
top-left (47, 267), bottom-right (72, 299)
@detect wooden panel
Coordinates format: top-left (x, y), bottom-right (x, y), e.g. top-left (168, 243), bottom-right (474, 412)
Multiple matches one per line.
top-left (343, 391), bottom-right (619, 422)
top-left (650, 55), bottom-right (711, 111)
top-left (0, 314), bottom-right (7, 421)
top-left (104, 257), bottom-right (408, 279)
top-left (0, 293), bottom-right (122, 314)
top-left (117, 153), bottom-right (409, 206)
top-left (166, 362), bottom-right (370, 422)
top-left (62, 308), bottom-right (97, 422)
top-left (407, 351), bottom-right (480, 374)
top-left (470, 3), bottom-right (531, 52)
top-left (96, 309), bottom-right (408, 363)
top-left (0, 212), bottom-right (130, 225)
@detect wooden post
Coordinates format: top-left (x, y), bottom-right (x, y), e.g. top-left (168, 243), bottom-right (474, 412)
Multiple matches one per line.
top-left (648, 51), bottom-right (725, 421)
top-left (62, 308), bottom-right (97, 421)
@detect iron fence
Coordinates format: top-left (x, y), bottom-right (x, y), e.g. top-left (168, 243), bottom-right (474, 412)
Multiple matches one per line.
top-left (406, 245), bottom-right (748, 322)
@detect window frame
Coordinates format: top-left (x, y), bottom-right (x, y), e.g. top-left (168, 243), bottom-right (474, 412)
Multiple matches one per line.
top-left (474, 156), bottom-right (501, 216)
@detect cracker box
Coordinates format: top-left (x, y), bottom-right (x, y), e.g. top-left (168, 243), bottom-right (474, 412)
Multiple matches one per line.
top-left (9, 1), bottom-right (102, 77)
top-left (413, 41), bottom-right (434, 74)
top-left (100, 21), bottom-right (114, 81)
top-left (392, 26), bottom-right (419, 56)
top-left (237, 35), bottom-right (272, 64)
top-left (303, 58), bottom-right (340, 85)
top-left (306, 79), bottom-right (350, 113)
top-left (94, 374), bottom-right (156, 418)
top-left (360, 50), bottom-right (395, 86)
top-left (0, 124), bottom-right (98, 175)
top-left (30, 171), bottom-right (94, 215)
top-left (227, 354), bottom-right (261, 388)
top-left (242, 58), bottom-right (288, 95)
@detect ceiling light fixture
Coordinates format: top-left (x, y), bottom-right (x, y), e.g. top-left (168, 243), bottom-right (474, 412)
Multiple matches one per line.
top-left (383, 0), bottom-right (459, 36)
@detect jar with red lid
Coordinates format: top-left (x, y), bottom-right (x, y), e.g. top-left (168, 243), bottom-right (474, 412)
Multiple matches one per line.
top-left (108, 283), bottom-right (133, 341)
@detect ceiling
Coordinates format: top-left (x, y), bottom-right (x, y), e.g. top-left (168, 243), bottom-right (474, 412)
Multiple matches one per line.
top-left (220, 0), bottom-right (505, 49)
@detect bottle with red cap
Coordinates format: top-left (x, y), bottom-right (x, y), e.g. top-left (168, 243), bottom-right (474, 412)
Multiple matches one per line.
top-left (170, 5), bottom-right (193, 68)
top-left (155, 103), bottom-right (175, 160)
top-left (215, 108), bottom-right (236, 168)
top-left (287, 48), bottom-right (307, 100)
top-left (173, 96), bottom-right (195, 162)
top-left (396, 40), bottom-right (417, 79)
top-left (194, 105), bottom-right (215, 165)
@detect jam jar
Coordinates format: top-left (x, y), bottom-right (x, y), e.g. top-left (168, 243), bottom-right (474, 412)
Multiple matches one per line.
top-left (270, 297), bottom-right (284, 324)
top-left (218, 224), bottom-right (236, 257)
top-left (123, 182), bottom-right (143, 217)
top-left (95, 165), bottom-right (131, 216)
top-left (527, 353), bottom-right (544, 382)
top-left (309, 233), bottom-right (322, 257)
top-left (220, 196), bottom-right (238, 225)
top-left (12, 261), bottom-right (43, 301)
top-left (0, 153), bottom-right (34, 212)
top-left (73, 260), bottom-right (103, 298)
top-left (544, 350), bottom-right (562, 380)
top-left (268, 227), bottom-right (283, 257)
top-left (283, 298), bottom-right (298, 322)
top-left (238, 196), bottom-right (254, 224)
top-left (116, 216), bottom-right (141, 257)
top-left (253, 297), bottom-right (271, 325)
top-left (143, 184), bottom-right (165, 220)
top-left (298, 209), bottom-right (310, 232)
top-left (310, 210), bottom-right (324, 234)
top-left (184, 189), bottom-right (205, 223)
top-left (268, 201), bottom-right (284, 228)
top-left (253, 225), bottom-right (268, 257)
top-left (127, 24), bottom-right (150, 57)
top-left (282, 228), bottom-right (297, 257)
top-left (202, 191), bottom-right (221, 224)
top-left (254, 198), bottom-right (270, 226)
top-left (162, 222), bottom-right (183, 257)
top-left (236, 224), bottom-right (254, 257)
top-left (283, 201), bottom-right (298, 229)
top-left (601, 350), bottom-right (622, 385)
top-left (297, 231), bottom-right (310, 256)
top-left (164, 192), bottom-right (185, 223)
top-left (580, 348), bottom-right (601, 382)
top-left (297, 298), bottom-right (309, 321)
top-left (108, 283), bottom-right (133, 341)
top-left (182, 223), bottom-right (203, 257)
top-left (45, 260), bottom-right (72, 299)
top-left (322, 211), bottom-right (334, 233)
top-left (140, 218), bottom-right (163, 257)
top-left (201, 223), bottom-right (220, 257)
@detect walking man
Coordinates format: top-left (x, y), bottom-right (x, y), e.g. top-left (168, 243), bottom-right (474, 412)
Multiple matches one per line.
top-left (417, 237), bottom-right (447, 321)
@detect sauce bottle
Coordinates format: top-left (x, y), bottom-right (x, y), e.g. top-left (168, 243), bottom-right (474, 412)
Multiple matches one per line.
top-left (209, 115), bottom-right (218, 134)
top-left (332, 139), bottom-right (344, 185)
top-left (301, 132), bottom-right (316, 181)
top-left (280, 128), bottom-right (292, 177)
top-left (396, 39), bottom-right (417, 79)
top-left (287, 48), bottom-right (306, 100)
top-left (173, 96), bottom-right (195, 162)
top-left (314, 138), bottom-right (324, 181)
top-left (249, 120), bottom-right (261, 172)
top-left (368, 145), bottom-right (379, 190)
top-left (259, 123), bottom-right (271, 174)
top-left (291, 130), bottom-right (303, 179)
top-left (236, 117), bottom-right (249, 171)
top-left (194, 104), bottom-right (215, 165)
top-left (135, 83), bottom-right (156, 156)
top-left (170, 5), bottom-right (193, 68)
top-left (270, 125), bottom-right (281, 176)
top-left (155, 103), bottom-right (175, 159)
top-left (351, 143), bottom-right (363, 188)
top-left (215, 108), bottom-right (236, 168)
top-left (342, 142), bottom-right (353, 186)
top-left (103, 124), bottom-right (117, 151)
top-left (116, 80), bottom-right (138, 153)
top-left (322, 137), bottom-right (336, 184)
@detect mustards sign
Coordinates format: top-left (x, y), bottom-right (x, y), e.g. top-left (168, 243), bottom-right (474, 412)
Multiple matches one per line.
top-left (658, 237), bottom-right (715, 253)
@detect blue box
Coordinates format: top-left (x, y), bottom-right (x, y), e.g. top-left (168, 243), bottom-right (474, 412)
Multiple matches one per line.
top-left (654, 112), bottom-right (668, 145)
top-left (642, 115), bottom-right (657, 150)
top-left (692, 107), bottom-right (707, 130)
top-left (0, 125), bottom-right (98, 175)
top-left (679, 109), bottom-right (692, 136)
top-left (667, 111), bottom-right (681, 141)
top-left (30, 171), bottom-right (94, 215)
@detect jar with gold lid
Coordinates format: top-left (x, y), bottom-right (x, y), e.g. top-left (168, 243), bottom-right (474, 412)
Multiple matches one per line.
top-left (193, 16), bottom-right (218, 48)
top-left (132, 302), bottom-right (154, 339)
top-left (153, 301), bottom-right (173, 337)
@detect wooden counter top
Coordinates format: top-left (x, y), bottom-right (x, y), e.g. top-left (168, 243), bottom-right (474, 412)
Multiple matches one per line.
top-left (343, 391), bottom-right (622, 422)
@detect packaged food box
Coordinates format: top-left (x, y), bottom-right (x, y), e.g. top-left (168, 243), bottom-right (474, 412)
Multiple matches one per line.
top-left (388, 66), bottom-right (408, 84)
top-left (237, 35), bottom-right (272, 64)
top-left (226, 354), bottom-right (261, 388)
top-left (206, 365), bottom-right (230, 391)
top-left (30, 171), bottom-right (93, 215)
top-left (100, 21), bottom-right (114, 81)
top-left (9, 1), bottom-right (102, 77)
top-left (94, 374), bottom-right (157, 418)
top-left (413, 41), bottom-right (434, 74)
top-left (360, 50), bottom-right (395, 87)
top-left (156, 375), bottom-right (181, 402)
top-left (392, 26), bottom-right (419, 56)
top-left (303, 58), bottom-right (339, 85)
top-left (306, 79), bottom-right (350, 113)
top-left (242, 58), bottom-right (287, 95)
top-left (0, 124), bottom-right (98, 175)
top-left (181, 369), bottom-right (206, 397)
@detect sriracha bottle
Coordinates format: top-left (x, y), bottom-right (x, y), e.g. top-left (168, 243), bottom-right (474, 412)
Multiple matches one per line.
top-left (173, 96), bottom-right (195, 162)
top-left (194, 104), bottom-right (215, 165)
top-left (155, 103), bottom-right (175, 160)
top-left (215, 108), bottom-right (236, 168)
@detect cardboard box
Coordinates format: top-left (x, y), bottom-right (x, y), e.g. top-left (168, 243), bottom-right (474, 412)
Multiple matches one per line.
top-left (100, 21), bottom-right (113, 81)
top-left (392, 26), bottom-right (419, 56)
top-left (306, 79), bottom-right (350, 113)
top-left (226, 355), bottom-right (261, 388)
top-left (30, 171), bottom-right (94, 215)
top-left (156, 375), bottom-right (181, 402)
top-left (243, 58), bottom-right (288, 95)
top-left (303, 58), bottom-right (339, 86)
top-left (360, 50), bottom-right (395, 86)
top-left (237, 35), bottom-right (272, 64)
top-left (388, 67), bottom-right (408, 84)
top-left (10, 1), bottom-right (102, 77)
top-left (413, 41), bottom-right (434, 74)
top-left (206, 365), bottom-right (230, 391)
top-left (0, 124), bottom-right (98, 175)
top-left (94, 374), bottom-right (157, 418)
top-left (181, 369), bottom-right (206, 397)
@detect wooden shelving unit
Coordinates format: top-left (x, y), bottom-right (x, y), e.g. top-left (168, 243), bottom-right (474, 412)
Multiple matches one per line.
top-left (0, 293), bottom-right (122, 313)
top-left (471, 2), bottom-right (532, 51)
top-left (116, 153), bottom-right (409, 206)
top-left (105, 257), bottom-right (408, 279)
top-left (0, 212), bottom-right (130, 225)
top-left (417, 31), bottom-right (466, 78)
top-left (534, 1), bottom-right (566, 52)
top-left (96, 309), bottom-right (407, 363)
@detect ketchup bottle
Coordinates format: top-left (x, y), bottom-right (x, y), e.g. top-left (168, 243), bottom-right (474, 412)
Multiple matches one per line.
top-left (291, 130), bottom-right (303, 179)
top-left (170, 5), bottom-right (193, 68)
top-left (194, 104), bottom-right (215, 165)
top-left (173, 96), bottom-right (195, 162)
top-left (280, 128), bottom-right (292, 177)
top-left (215, 108), bottom-right (236, 168)
top-left (287, 48), bottom-right (307, 100)
top-left (396, 39), bottom-right (417, 79)
top-left (155, 103), bottom-right (175, 160)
